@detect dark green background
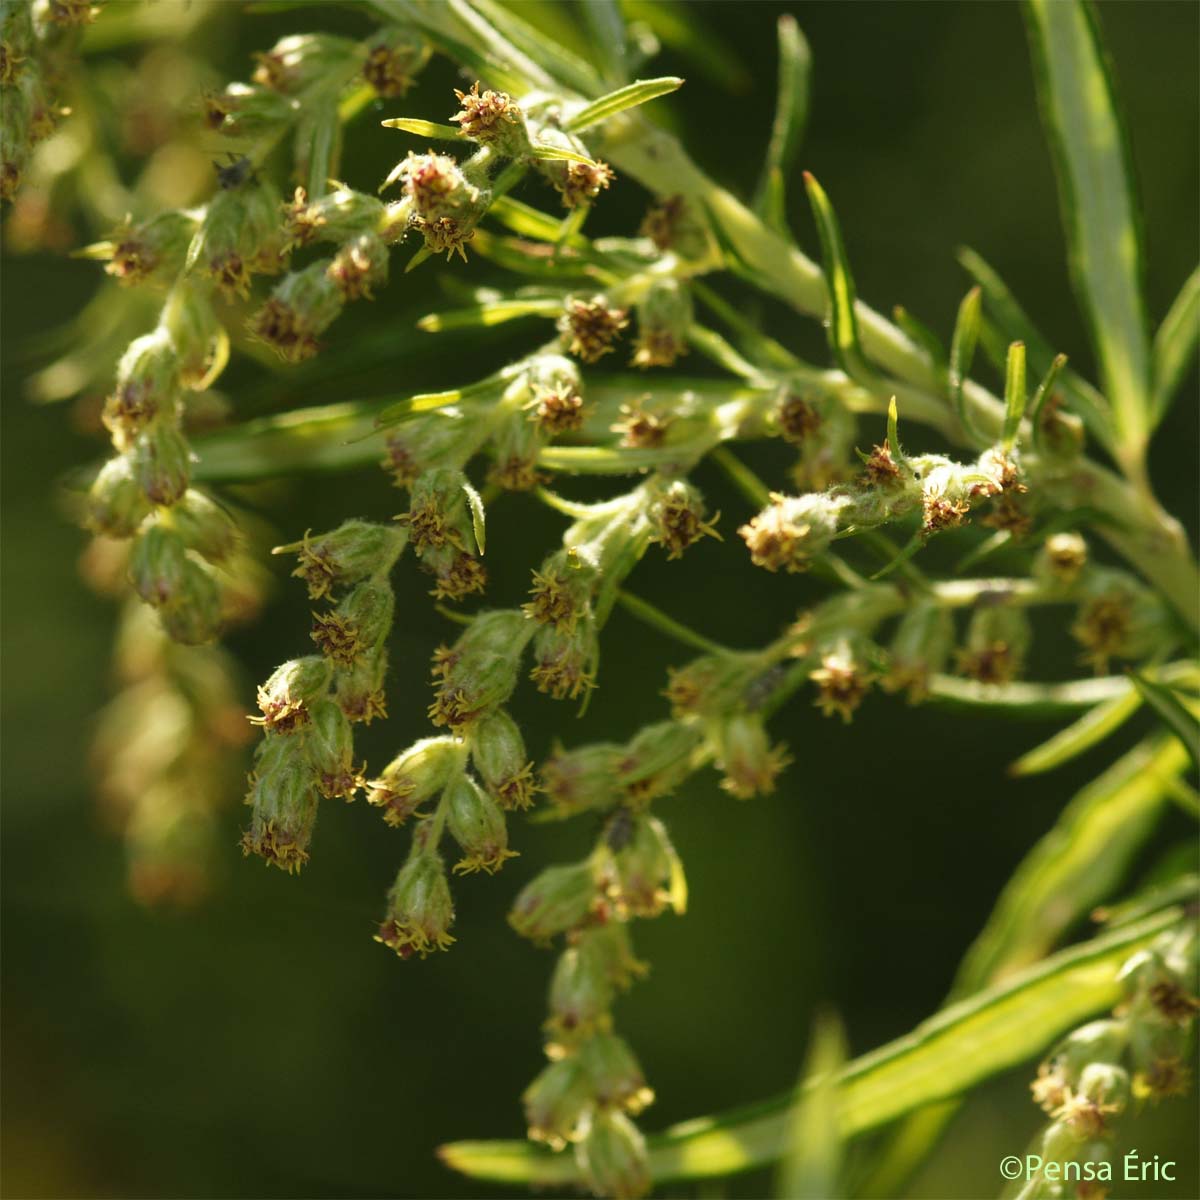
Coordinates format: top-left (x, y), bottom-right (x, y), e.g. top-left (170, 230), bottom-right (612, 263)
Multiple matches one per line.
top-left (2, 2), bottom-right (1197, 1197)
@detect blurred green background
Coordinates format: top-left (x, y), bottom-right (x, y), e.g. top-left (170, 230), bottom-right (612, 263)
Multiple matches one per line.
top-left (2, 2), bottom-right (1197, 1197)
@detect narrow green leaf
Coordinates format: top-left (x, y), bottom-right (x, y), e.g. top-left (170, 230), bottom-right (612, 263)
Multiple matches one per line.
top-left (1002, 340), bottom-right (1027, 451)
top-left (376, 388), bottom-right (476, 429)
top-left (529, 143), bottom-right (599, 167)
top-left (802, 173), bottom-right (871, 381)
top-left (775, 1012), bottom-right (845, 1200)
top-left (869, 531), bottom-right (923, 581)
top-left (886, 396), bottom-right (902, 460)
top-left (893, 306), bottom-right (946, 372)
top-left (438, 910), bottom-right (1181, 1186)
top-left (1023, 0), bottom-right (1152, 453)
top-left (620, 0), bottom-right (750, 93)
top-left (464, 0), bottom-right (603, 95)
top-left (1151, 264), bottom-right (1200, 426)
top-left (461, 481), bottom-right (486, 555)
top-left (957, 246), bottom-right (1112, 446)
top-left (1028, 352), bottom-right (1069, 454)
top-left (417, 298), bottom-right (563, 332)
top-left (754, 16), bottom-right (811, 225)
top-left (486, 195), bottom-right (587, 247)
top-left (380, 116), bottom-right (463, 140)
top-left (579, 0), bottom-right (630, 86)
top-left (1010, 687), bottom-right (1142, 776)
top-left (1128, 673), bottom-right (1200, 775)
top-left (565, 76), bottom-right (684, 133)
top-left (925, 673), bottom-right (1139, 717)
top-left (949, 286), bottom-right (984, 442)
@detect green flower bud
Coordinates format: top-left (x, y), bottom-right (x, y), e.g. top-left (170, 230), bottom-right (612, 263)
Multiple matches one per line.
top-left (167, 490), bottom-right (238, 563)
top-left (105, 330), bottom-right (179, 448)
top-left (131, 419), bottom-right (191, 507)
top-left (509, 861), bottom-right (598, 942)
top-left (382, 409), bottom-right (490, 489)
top-left (739, 493), bottom-right (852, 573)
top-left (523, 1055), bottom-right (592, 1149)
top-left (129, 524), bottom-right (187, 607)
top-left (582, 923), bottom-right (647, 991)
top-left (254, 656), bottom-right (333, 733)
top-left (958, 601), bottom-right (1032, 684)
top-left (632, 278), bottom-right (691, 368)
top-left (326, 232), bottom-right (388, 301)
top-left (362, 27), bottom-right (429, 98)
top-left (1071, 572), bottom-right (1170, 672)
top-left (334, 642), bottom-right (389, 724)
top-left (158, 557), bottom-right (223, 645)
top-left (241, 734), bottom-right (320, 873)
top-left (306, 700), bottom-right (360, 800)
top-left (883, 602), bottom-right (954, 702)
top-left (104, 210), bottom-right (199, 286)
top-left (712, 712), bottom-right (791, 799)
top-left (580, 1033), bottom-right (654, 1114)
top-left (429, 611), bottom-right (532, 729)
top-left (810, 640), bottom-right (874, 723)
top-left (607, 815), bottom-right (685, 918)
top-left (524, 549), bottom-right (597, 632)
top-left (1036, 392), bottom-right (1085, 461)
top-left (367, 736), bottom-right (462, 826)
top-left (575, 1110), bottom-right (650, 1200)
top-left (252, 32), bottom-right (357, 93)
top-left (310, 580), bottom-right (394, 667)
top-left (284, 185), bottom-right (387, 248)
top-left (404, 466), bottom-right (482, 557)
top-left (450, 82), bottom-right (530, 155)
top-left (193, 181), bottom-right (286, 299)
top-left (540, 743), bottom-right (622, 816)
top-left (375, 849), bottom-right (455, 957)
top-left (617, 721), bottom-right (703, 802)
top-left (446, 773), bottom-right (516, 874)
top-left (548, 939), bottom-right (615, 1042)
top-left (647, 480), bottom-right (720, 559)
top-left (161, 286), bottom-right (224, 389)
top-left (488, 408), bottom-right (544, 492)
top-left (203, 82), bottom-right (294, 139)
top-left (530, 621), bottom-right (598, 702)
top-left (470, 710), bottom-right (536, 810)
top-left (1036, 532), bottom-right (1089, 588)
top-left (278, 520), bottom-right (406, 601)
top-left (558, 296), bottom-right (628, 365)
top-left (87, 455), bottom-right (152, 537)
top-left (248, 260), bottom-right (346, 362)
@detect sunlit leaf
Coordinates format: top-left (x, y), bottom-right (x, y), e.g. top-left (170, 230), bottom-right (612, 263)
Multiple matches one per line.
top-left (566, 76), bottom-right (684, 133)
top-left (753, 16), bottom-right (810, 232)
top-left (1151, 265), bottom-right (1200, 427)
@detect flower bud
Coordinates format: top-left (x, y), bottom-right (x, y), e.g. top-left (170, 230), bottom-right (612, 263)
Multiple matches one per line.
top-left (241, 734), bottom-right (320, 873)
top-left (540, 743), bottom-right (622, 816)
top-left (284, 185), bottom-right (386, 249)
top-left (404, 466), bottom-right (482, 556)
top-left (203, 82), bottom-right (294, 138)
top-left (523, 1056), bottom-right (592, 1149)
top-left (575, 1110), bottom-right (650, 1200)
top-left (580, 1033), bottom-right (655, 1114)
top-left (558, 295), bottom-right (628, 364)
top-left (548, 940), bottom-right (615, 1041)
top-left (647, 480), bottom-right (719, 559)
top-left (326, 232), bottom-right (388, 301)
top-left (488, 410), bottom-right (544, 492)
top-left (248, 260), bottom-right (345, 362)
top-left (428, 610), bottom-right (532, 729)
top-left (739, 493), bottom-right (851, 573)
top-left (194, 180), bottom-right (286, 298)
top-left (1036, 532), bottom-right (1089, 588)
top-left (254, 656), bottom-right (333, 733)
top-left (1071, 574), bottom-right (1166, 672)
top-left (1036, 392), bottom-right (1085, 460)
top-left (105, 331), bottom-right (179, 448)
top-left (252, 33), bottom-right (357, 95)
top-left (552, 159), bottom-right (615, 210)
top-left (167, 490), bottom-right (238, 563)
top-left (470, 710), bottom-right (536, 810)
top-left (375, 850), bottom-right (455, 957)
top-left (810, 642), bottom-right (874, 723)
top-left (422, 544), bottom-right (489, 600)
top-left (129, 525), bottom-right (187, 607)
top-left (530, 621), bottom-right (599, 702)
top-left (158, 557), bottom-right (223, 645)
top-left (616, 721), bottom-right (702, 802)
top-left (392, 149), bottom-right (484, 224)
top-left (362, 28), bottom-right (430, 98)
top-left (919, 460), bottom-right (974, 534)
top-left (631, 278), bottom-right (691, 369)
top-left (278, 520), bottom-right (406, 600)
top-left (367, 736), bottom-right (462, 825)
top-left (382, 409), bottom-right (488, 488)
top-left (104, 210), bottom-right (198, 286)
top-left (310, 579), bottom-right (394, 666)
top-left (509, 861), bottom-right (599, 942)
top-left (131, 419), bottom-right (191, 506)
top-left (639, 193), bottom-right (710, 261)
top-left (88, 455), bottom-right (152, 537)
top-left (606, 815), bottom-right (684, 918)
top-left (445, 773), bottom-right (516, 874)
top-left (883, 602), bottom-right (954, 702)
top-left (334, 642), bottom-right (389, 724)
top-left (712, 712), bottom-right (791, 799)
top-left (958, 602), bottom-right (1031, 684)
top-left (306, 700), bottom-right (361, 800)
top-left (524, 550), bottom-right (596, 632)
top-left (451, 82), bottom-right (529, 154)
top-left (161, 287), bottom-right (224, 390)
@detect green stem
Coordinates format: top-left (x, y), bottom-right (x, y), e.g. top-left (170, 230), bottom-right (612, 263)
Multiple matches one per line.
top-left (615, 590), bottom-right (732, 656)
